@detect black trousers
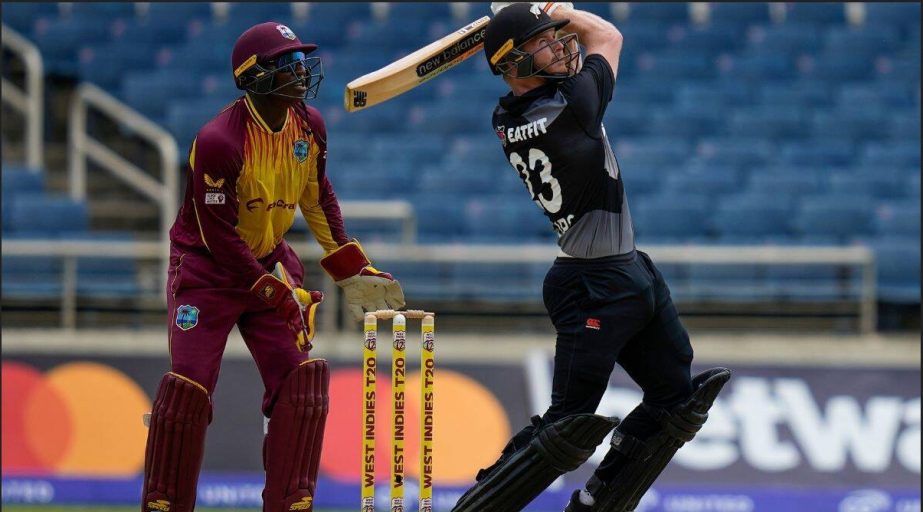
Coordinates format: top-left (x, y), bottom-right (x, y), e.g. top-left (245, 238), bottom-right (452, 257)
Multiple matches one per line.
top-left (541, 250), bottom-right (694, 442)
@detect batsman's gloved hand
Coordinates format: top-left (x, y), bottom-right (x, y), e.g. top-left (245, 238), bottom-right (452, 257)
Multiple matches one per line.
top-left (320, 240), bottom-right (405, 322)
top-left (251, 262), bottom-right (324, 352)
top-left (490, 2), bottom-right (574, 15)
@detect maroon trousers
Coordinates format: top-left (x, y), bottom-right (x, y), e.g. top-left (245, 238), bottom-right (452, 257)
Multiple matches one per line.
top-left (166, 240), bottom-right (311, 415)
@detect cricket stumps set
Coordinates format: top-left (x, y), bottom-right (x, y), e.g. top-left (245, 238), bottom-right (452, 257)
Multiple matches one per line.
top-left (362, 310), bottom-right (436, 512)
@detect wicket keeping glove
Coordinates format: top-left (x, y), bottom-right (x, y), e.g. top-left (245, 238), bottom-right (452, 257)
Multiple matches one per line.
top-left (320, 240), bottom-right (405, 321)
top-left (490, 2), bottom-right (573, 15)
top-left (251, 262), bottom-right (324, 352)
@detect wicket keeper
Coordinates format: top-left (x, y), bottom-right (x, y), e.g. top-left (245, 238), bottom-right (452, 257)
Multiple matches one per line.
top-left (140, 21), bottom-right (405, 512)
top-left (453, 4), bottom-right (731, 511)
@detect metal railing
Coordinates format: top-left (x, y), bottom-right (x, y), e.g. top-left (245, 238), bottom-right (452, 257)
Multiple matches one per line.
top-left (0, 240), bottom-right (877, 333)
top-left (1, 24), bottom-right (44, 170)
top-left (68, 82), bottom-right (180, 291)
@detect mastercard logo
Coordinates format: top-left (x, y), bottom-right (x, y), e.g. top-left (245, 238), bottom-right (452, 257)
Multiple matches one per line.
top-left (2, 360), bottom-right (514, 486)
top-left (2, 361), bottom-right (152, 475)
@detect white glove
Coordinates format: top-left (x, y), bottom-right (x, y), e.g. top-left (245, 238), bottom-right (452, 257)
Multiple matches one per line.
top-left (490, 2), bottom-right (574, 16)
top-left (320, 240), bottom-right (406, 321)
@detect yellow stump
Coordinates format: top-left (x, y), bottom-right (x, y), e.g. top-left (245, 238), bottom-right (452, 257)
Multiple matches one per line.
top-left (362, 314), bottom-right (378, 512)
top-left (391, 314), bottom-right (407, 512)
top-left (419, 314), bottom-right (436, 512)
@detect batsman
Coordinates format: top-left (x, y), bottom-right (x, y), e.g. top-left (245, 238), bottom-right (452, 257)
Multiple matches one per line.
top-left (140, 22), bottom-right (405, 512)
top-left (452, 4), bottom-right (731, 511)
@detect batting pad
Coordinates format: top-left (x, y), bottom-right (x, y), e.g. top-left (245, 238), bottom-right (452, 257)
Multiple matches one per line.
top-left (590, 367), bottom-right (732, 512)
top-left (263, 359), bottom-right (330, 512)
top-left (142, 372), bottom-right (211, 512)
top-left (452, 413), bottom-right (619, 512)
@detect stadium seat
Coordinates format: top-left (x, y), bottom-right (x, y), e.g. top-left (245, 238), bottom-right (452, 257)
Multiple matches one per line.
top-left (785, 3), bottom-right (847, 25)
top-left (387, 3), bottom-right (455, 21)
top-left (827, 173), bottom-right (906, 200)
top-left (413, 192), bottom-right (469, 243)
top-left (632, 194), bottom-right (710, 239)
top-left (823, 25), bottom-right (901, 59)
top-left (464, 196), bottom-right (552, 243)
top-left (873, 237), bottom-right (921, 303)
top-left (8, 195), bottom-right (89, 236)
top-left (837, 82), bottom-right (918, 109)
top-left (765, 264), bottom-right (856, 301)
top-left (721, 53), bottom-right (796, 82)
top-left (874, 200), bottom-right (922, 237)
top-left (30, 17), bottom-right (115, 75)
top-left (804, 53), bottom-right (875, 83)
top-left (451, 261), bottom-right (545, 301)
top-left (695, 137), bottom-right (775, 169)
top-left (121, 71), bottom-right (202, 122)
top-left (686, 264), bottom-right (769, 301)
top-left (810, 108), bottom-right (889, 143)
top-left (888, 115), bottom-right (921, 141)
top-left (616, 137), bottom-right (692, 168)
top-left (671, 24), bottom-right (743, 54)
top-left (1, 252), bottom-right (63, 300)
top-left (382, 261), bottom-right (458, 300)
top-left (69, 3), bottom-right (137, 19)
top-left (711, 193), bottom-right (792, 238)
top-left (603, 103), bottom-right (653, 137)
top-left (637, 51), bottom-right (714, 80)
top-left (625, 2), bottom-right (690, 24)
top-left (757, 81), bottom-right (832, 109)
top-left (864, 2), bottom-right (922, 33)
top-left (67, 232), bottom-right (141, 297)
top-left (746, 170), bottom-right (823, 197)
top-left (674, 80), bottom-right (752, 109)
top-left (729, 106), bottom-right (809, 140)
top-left (708, 3), bottom-right (772, 27)
top-left (164, 98), bottom-right (236, 153)
top-left (746, 24), bottom-right (823, 57)
top-left (225, 3), bottom-right (294, 21)
top-left (780, 140), bottom-right (855, 167)
top-left (793, 195), bottom-right (875, 240)
top-left (663, 166), bottom-right (740, 197)
top-left (307, 2), bottom-right (373, 26)
top-left (612, 79), bottom-right (676, 106)
top-left (1, 3), bottom-right (59, 34)
top-left (859, 142), bottom-right (921, 168)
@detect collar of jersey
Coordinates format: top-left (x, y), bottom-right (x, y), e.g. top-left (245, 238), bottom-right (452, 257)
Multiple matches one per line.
top-left (499, 82), bottom-right (557, 114)
top-left (244, 93), bottom-right (290, 134)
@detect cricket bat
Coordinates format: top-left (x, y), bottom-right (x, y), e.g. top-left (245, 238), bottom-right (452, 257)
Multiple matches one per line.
top-left (344, 16), bottom-right (491, 112)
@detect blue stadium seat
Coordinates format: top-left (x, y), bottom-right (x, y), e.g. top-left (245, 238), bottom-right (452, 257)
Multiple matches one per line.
top-left (226, 3), bottom-right (293, 20)
top-left (730, 106), bottom-right (809, 140)
top-left (811, 108), bottom-right (889, 143)
top-left (306, 3), bottom-right (373, 26)
top-left (612, 79), bottom-right (675, 105)
top-left (746, 170), bottom-right (823, 197)
top-left (603, 103), bottom-right (653, 137)
top-left (121, 71), bottom-right (202, 122)
top-left (864, 3), bottom-right (922, 33)
top-left (793, 195), bottom-right (875, 240)
top-left (822, 25), bottom-right (901, 60)
top-left (281, 19), bottom-right (351, 49)
top-left (413, 192), bottom-right (469, 243)
top-left (619, 22), bottom-right (671, 53)
top-left (626, 2), bottom-right (690, 24)
top-left (674, 81), bottom-right (752, 109)
top-left (663, 166), bottom-right (740, 197)
top-left (721, 53), bottom-right (796, 82)
top-left (889, 114), bottom-right (922, 141)
top-left (649, 104), bottom-right (727, 138)
top-left (757, 81), bottom-right (832, 109)
top-left (347, 19), bottom-right (434, 52)
top-left (711, 194), bottom-right (792, 238)
top-left (2, 167), bottom-right (45, 196)
top-left (69, 3), bottom-right (137, 19)
top-left (860, 142), bottom-right (921, 168)
top-left (708, 3), bottom-right (771, 26)
top-left (144, 2), bottom-right (214, 25)
top-left (873, 237), bottom-right (921, 303)
top-left (827, 173), bottom-right (906, 200)
top-left (8, 195), bottom-right (89, 235)
top-left (371, 134), bottom-right (446, 164)
top-left (451, 262), bottom-right (545, 301)
top-left (66, 232), bottom-right (141, 297)
top-left (632, 194), bottom-right (709, 240)
top-left (780, 140), bottom-right (855, 167)
top-left (377, 261), bottom-right (458, 300)
top-left (804, 53), bottom-right (874, 82)
top-left (78, 41), bottom-right (157, 92)
top-left (686, 264), bottom-right (768, 301)
top-left (1, 251), bottom-right (63, 300)
top-left (165, 98), bottom-right (237, 155)
top-left (694, 137), bottom-right (775, 169)
top-left (766, 264), bottom-right (856, 301)
top-left (30, 17), bottom-right (115, 75)
top-left (185, 18), bottom-right (255, 48)
top-left (672, 24), bottom-right (743, 54)
top-left (615, 137), bottom-right (692, 168)
top-left (876, 55), bottom-right (921, 82)
top-left (837, 82), bottom-right (918, 109)
top-left (874, 200), bottom-right (921, 237)
top-left (387, 3), bottom-right (454, 21)
top-left (785, 3), bottom-right (846, 25)
top-left (418, 162), bottom-right (494, 194)
top-left (464, 196), bottom-right (552, 243)
top-left (1, 3), bottom-right (59, 34)
top-left (637, 52), bottom-right (714, 80)
top-left (745, 24), bottom-right (823, 57)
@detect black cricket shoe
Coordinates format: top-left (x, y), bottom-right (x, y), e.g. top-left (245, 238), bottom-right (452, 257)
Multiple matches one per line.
top-left (564, 489), bottom-right (594, 512)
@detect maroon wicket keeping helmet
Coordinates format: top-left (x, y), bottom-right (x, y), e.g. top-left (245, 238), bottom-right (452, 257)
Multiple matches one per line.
top-left (231, 22), bottom-right (319, 91)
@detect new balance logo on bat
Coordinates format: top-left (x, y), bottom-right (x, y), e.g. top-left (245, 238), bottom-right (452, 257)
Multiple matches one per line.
top-left (353, 90), bottom-right (367, 107)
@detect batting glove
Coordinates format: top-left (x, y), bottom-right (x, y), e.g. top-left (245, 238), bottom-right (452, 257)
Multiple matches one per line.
top-left (490, 2), bottom-right (573, 16)
top-left (251, 262), bottom-right (324, 352)
top-left (320, 240), bottom-right (406, 322)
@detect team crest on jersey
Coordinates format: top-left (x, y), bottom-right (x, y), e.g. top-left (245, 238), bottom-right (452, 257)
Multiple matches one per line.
top-left (495, 125), bottom-right (507, 147)
top-left (276, 24), bottom-right (296, 40)
top-left (176, 305), bottom-right (199, 331)
top-left (293, 139), bottom-right (309, 163)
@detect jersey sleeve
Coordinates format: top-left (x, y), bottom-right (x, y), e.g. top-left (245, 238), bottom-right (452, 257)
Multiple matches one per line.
top-left (189, 130), bottom-right (267, 286)
top-left (298, 106), bottom-right (349, 253)
top-left (558, 54), bottom-right (615, 134)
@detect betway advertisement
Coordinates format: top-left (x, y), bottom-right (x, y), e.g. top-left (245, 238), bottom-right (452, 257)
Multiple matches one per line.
top-left (2, 351), bottom-right (919, 512)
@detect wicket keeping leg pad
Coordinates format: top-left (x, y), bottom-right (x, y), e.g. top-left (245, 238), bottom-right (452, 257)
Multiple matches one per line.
top-left (263, 359), bottom-right (330, 512)
top-left (142, 372), bottom-right (211, 512)
top-left (451, 414), bottom-right (619, 512)
top-left (588, 368), bottom-right (732, 512)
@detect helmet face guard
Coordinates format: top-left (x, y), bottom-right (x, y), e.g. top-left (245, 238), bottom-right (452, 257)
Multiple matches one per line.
top-left (237, 51), bottom-right (324, 100)
top-left (497, 33), bottom-right (580, 80)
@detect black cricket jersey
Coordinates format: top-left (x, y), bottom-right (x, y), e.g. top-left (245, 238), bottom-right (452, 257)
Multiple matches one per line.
top-left (492, 54), bottom-right (634, 258)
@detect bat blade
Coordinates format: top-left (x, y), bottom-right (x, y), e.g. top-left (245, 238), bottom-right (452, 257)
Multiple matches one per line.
top-left (344, 16), bottom-right (490, 112)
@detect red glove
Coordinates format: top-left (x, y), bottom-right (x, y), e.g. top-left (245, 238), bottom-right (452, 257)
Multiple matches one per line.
top-left (251, 263), bottom-right (324, 352)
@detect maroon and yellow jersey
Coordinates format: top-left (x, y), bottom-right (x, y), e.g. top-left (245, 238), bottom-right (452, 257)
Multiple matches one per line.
top-left (170, 94), bottom-right (348, 287)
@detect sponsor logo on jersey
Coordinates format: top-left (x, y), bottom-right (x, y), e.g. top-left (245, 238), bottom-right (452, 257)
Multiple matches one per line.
top-left (203, 174), bottom-right (225, 189)
top-left (205, 192), bottom-right (226, 205)
top-left (586, 317), bottom-right (601, 330)
top-left (505, 117), bottom-right (548, 144)
top-left (293, 139), bottom-right (309, 163)
top-left (175, 305), bottom-right (199, 331)
top-left (495, 125), bottom-right (507, 147)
